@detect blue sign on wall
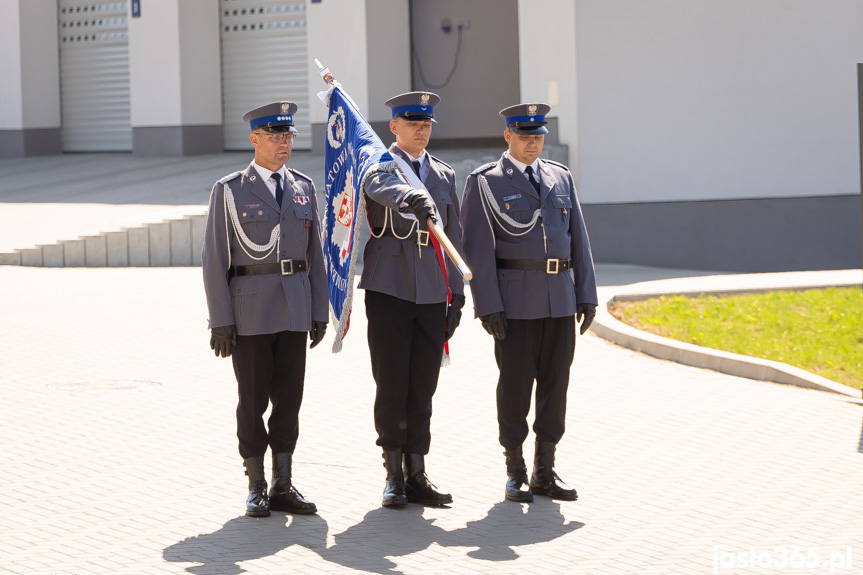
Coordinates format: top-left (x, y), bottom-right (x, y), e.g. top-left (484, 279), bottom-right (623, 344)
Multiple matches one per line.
top-left (131, 1), bottom-right (141, 17)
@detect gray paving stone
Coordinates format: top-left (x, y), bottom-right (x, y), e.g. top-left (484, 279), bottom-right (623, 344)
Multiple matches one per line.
top-left (63, 239), bottom-right (86, 266)
top-left (127, 227), bottom-right (150, 267)
top-left (84, 235), bottom-right (107, 267)
top-left (40, 243), bottom-right (64, 267)
top-left (148, 222), bottom-right (171, 267)
top-left (18, 247), bottom-right (42, 266)
top-left (169, 219), bottom-right (192, 266)
top-left (0, 251), bottom-right (21, 265)
top-left (190, 214), bottom-right (207, 267)
top-left (106, 230), bottom-right (129, 267)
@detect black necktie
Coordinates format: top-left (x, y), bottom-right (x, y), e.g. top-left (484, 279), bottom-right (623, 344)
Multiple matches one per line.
top-left (411, 159), bottom-right (422, 180)
top-left (272, 173), bottom-right (284, 207)
top-left (525, 165), bottom-right (540, 194)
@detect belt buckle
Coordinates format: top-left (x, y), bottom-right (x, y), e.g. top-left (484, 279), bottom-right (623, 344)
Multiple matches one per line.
top-left (280, 259), bottom-right (294, 275)
top-left (546, 258), bottom-right (559, 274)
top-left (416, 230), bottom-right (430, 247)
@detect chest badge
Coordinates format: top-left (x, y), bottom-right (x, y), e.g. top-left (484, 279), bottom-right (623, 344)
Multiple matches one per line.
top-left (293, 195), bottom-right (310, 205)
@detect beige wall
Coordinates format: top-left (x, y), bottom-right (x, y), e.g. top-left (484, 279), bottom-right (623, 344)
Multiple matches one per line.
top-left (518, 0), bottom-right (578, 168)
top-left (365, 0), bottom-right (411, 122)
top-left (575, 0), bottom-right (863, 203)
top-left (410, 0), bottom-right (520, 141)
top-left (0, 0), bottom-right (60, 130)
top-left (128, 0), bottom-right (221, 127)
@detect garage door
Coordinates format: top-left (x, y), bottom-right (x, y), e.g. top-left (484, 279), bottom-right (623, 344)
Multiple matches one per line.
top-left (58, 0), bottom-right (132, 152)
top-left (220, 1), bottom-right (311, 151)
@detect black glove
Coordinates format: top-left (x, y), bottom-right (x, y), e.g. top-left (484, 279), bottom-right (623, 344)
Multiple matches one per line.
top-left (577, 303), bottom-right (597, 335)
top-left (210, 325), bottom-right (236, 358)
top-left (480, 311), bottom-right (508, 340)
top-left (445, 293), bottom-right (466, 341)
top-left (404, 192), bottom-right (437, 231)
top-left (309, 321), bottom-right (327, 349)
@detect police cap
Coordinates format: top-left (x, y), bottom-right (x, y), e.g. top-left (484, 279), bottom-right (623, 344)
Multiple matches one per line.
top-left (500, 103), bottom-right (551, 135)
top-left (242, 101), bottom-right (299, 133)
top-left (385, 91), bottom-right (441, 123)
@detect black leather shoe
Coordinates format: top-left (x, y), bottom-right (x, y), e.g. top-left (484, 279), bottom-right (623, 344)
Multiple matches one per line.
top-left (530, 441), bottom-right (577, 501)
top-left (504, 446), bottom-right (533, 502)
top-left (268, 452), bottom-right (317, 514)
top-left (381, 448), bottom-right (407, 508)
top-left (243, 456), bottom-right (270, 517)
top-left (404, 453), bottom-right (453, 506)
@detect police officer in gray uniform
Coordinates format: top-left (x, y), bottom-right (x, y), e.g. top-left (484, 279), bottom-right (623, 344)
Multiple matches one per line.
top-left (460, 103), bottom-right (598, 503)
top-left (360, 91), bottom-right (466, 508)
top-left (202, 102), bottom-right (328, 517)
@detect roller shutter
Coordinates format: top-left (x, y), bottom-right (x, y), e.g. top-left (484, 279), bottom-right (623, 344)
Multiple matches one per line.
top-left (220, 1), bottom-right (311, 151)
top-left (58, 1), bottom-right (132, 152)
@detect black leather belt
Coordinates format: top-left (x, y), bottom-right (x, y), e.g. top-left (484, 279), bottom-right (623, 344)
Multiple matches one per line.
top-left (233, 259), bottom-right (308, 276)
top-left (372, 228), bottom-right (430, 246)
top-left (496, 258), bottom-right (573, 274)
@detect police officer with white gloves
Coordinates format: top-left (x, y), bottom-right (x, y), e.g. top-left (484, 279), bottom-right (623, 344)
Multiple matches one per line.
top-left (460, 103), bottom-right (598, 503)
top-left (202, 102), bottom-right (328, 517)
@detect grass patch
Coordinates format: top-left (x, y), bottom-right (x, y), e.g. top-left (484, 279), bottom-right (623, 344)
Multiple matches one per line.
top-left (609, 287), bottom-right (863, 389)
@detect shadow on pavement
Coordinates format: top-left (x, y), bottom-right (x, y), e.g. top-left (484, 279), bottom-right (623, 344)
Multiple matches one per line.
top-left (322, 499), bottom-right (582, 573)
top-left (163, 513), bottom-right (328, 575)
top-left (163, 500), bottom-right (582, 574)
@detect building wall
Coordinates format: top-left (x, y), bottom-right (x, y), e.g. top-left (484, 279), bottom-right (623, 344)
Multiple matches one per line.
top-left (307, 0), bottom-right (411, 151)
top-left (0, 0), bottom-right (62, 156)
top-left (518, 0), bottom-right (578, 168)
top-left (366, 0), bottom-right (411, 124)
top-left (575, 0), bottom-right (863, 271)
top-left (409, 0), bottom-right (520, 143)
top-left (129, 0), bottom-right (222, 155)
top-left (575, 0), bottom-right (863, 204)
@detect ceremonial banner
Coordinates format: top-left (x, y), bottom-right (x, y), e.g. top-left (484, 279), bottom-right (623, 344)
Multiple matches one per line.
top-left (322, 86), bottom-right (393, 352)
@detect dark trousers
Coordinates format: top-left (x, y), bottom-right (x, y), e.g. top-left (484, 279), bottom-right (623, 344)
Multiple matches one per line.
top-left (232, 330), bottom-right (307, 459)
top-left (495, 316), bottom-right (576, 450)
top-left (365, 290), bottom-right (446, 454)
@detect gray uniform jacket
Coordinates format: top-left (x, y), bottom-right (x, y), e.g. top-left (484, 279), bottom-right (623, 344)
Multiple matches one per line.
top-left (202, 162), bottom-right (328, 336)
top-left (460, 153), bottom-right (598, 320)
top-left (358, 145), bottom-right (465, 304)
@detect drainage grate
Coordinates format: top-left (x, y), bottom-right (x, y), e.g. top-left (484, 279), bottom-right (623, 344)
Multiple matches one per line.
top-left (47, 379), bottom-right (162, 392)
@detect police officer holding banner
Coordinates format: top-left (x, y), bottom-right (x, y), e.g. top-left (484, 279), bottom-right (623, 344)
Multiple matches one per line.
top-left (360, 91), bottom-right (466, 508)
top-left (460, 103), bottom-right (598, 503)
top-left (202, 102), bottom-right (328, 517)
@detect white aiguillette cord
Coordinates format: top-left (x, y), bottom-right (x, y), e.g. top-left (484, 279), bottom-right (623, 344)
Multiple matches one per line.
top-left (223, 183), bottom-right (280, 270)
top-left (372, 154), bottom-right (437, 257)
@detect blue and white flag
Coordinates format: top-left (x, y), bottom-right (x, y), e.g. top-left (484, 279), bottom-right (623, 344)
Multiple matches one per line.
top-left (322, 86), bottom-right (393, 352)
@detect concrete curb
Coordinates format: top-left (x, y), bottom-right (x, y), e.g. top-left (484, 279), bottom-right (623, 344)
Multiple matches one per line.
top-left (591, 272), bottom-right (862, 398)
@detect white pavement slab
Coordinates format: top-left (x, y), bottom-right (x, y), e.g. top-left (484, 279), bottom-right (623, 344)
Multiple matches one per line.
top-left (1, 266), bottom-right (862, 574)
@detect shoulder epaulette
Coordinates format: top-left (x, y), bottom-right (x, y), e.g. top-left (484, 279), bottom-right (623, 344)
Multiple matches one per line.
top-left (289, 168), bottom-right (313, 183)
top-left (543, 159), bottom-right (570, 172)
top-left (218, 171), bottom-right (241, 184)
top-left (471, 162), bottom-right (496, 175)
top-left (429, 155), bottom-right (453, 171)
